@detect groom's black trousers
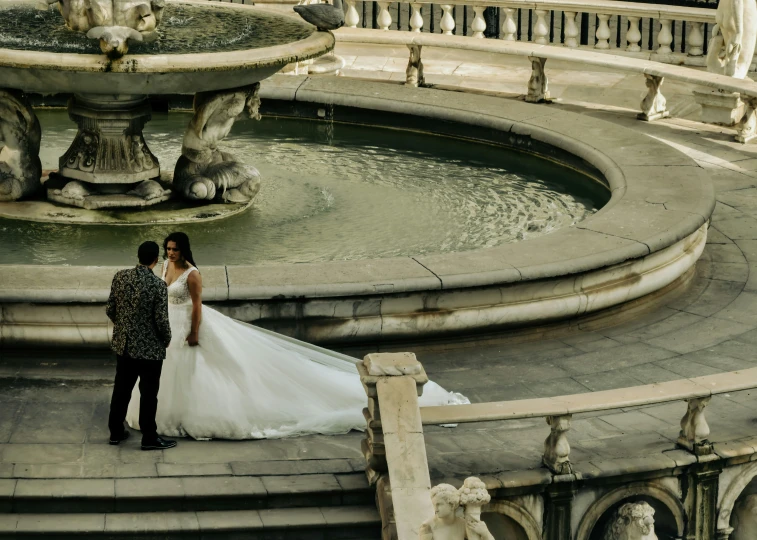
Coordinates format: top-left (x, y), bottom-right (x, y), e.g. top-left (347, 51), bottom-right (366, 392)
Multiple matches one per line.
top-left (108, 353), bottom-right (163, 442)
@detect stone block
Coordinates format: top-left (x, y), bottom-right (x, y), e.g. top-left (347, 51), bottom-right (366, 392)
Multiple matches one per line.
top-left (114, 477), bottom-right (184, 512)
top-left (0, 479), bottom-right (15, 513)
top-left (104, 512), bottom-right (200, 534)
top-left (14, 478), bottom-right (115, 513)
top-left (258, 507), bottom-right (327, 528)
top-left (261, 474), bottom-right (342, 508)
top-left (157, 463), bottom-right (233, 477)
top-left (15, 514), bottom-right (105, 534)
top-left (376, 377), bottom-right (424, 435)
top-left (196, 509), bottom-right (264, 532)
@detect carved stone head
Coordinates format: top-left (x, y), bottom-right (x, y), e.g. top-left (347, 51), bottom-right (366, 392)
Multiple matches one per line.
top-left (604, 502), bottom-right (657, 540)
top-left (430, 484), bottom-right (460, 520)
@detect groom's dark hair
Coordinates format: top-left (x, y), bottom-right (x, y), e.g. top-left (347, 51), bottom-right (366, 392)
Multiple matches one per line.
top-left (138, 241), bottom-right (160, 265)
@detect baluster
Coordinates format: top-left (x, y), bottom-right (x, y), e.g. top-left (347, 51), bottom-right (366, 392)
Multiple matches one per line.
top-left (405, 44), bottom-right (424, 87)
top-left (501, 7), bottom-right (517, 40)
top-left (595, 13), bottom-right (610, 49)
top-left (543, 415), bottom-right (573, 474)
top-left (657, 18), bottom-right (673, 54)
top-left (526, 56), bottom-right (550, 103)
top-left (377, 1), bottom-right (392, 30)
top-left (638, 74), bottom-right (669, 121)
top-left (532, 9), bottom-right (549, 44)
top-left (409, 3), bottom-right (423, 32)
top-left (678, 397), bottom-right (712, 455)
top-left (736, 96), bottom-right (757, 143)
top-left (471, 5), bottom-right (486, 38)
top-left (563, 11), bottom-right (578, 48)
top-left (344, 0), bottom-right (360, 28)
top-left (688, 21), bottom-right (704, 56)
top-left (440, 4), bottom-right (455, 35)
top-left (626, 16), bottom-right (641, 52)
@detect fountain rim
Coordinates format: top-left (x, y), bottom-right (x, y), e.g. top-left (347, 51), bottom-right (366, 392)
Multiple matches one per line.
top-left (0, 78), bottom-right (715, 345)
top-left (0, 0), bottom-right (334, 73)
top-left (0, 77), bottom-right (714, 293)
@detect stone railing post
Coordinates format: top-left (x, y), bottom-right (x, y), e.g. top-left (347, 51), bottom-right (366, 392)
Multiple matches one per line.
top-left (533, 9), bottom-right (549, 44)
top-left (688, 21), bottom-right (704, 56)
top-left (563, 12), bottom-right (579, 48)
top-left (526, 56), bottom-right (550, 103)
top-left (440, 5), bottom-right (455, 35)
top-left (638, 74), bottom-right (669, 121)
top-left (409, 3), bottom-right (423, 32)
top-left (736, 96), bottom-right (757, 144)
top-left (626, 16), bottom-right (642, 52)
top-left (358, 352), bottom-right (433, 540)
top-left (678, 396), bottom-right (713, 455)
top-left (501, 7), bottom-right (517, 40)
top-left (543, 414), bottom-right (573, 474)
top-left (344, 0), bottom-right (360, 28)
top-left (377, 1), bottom-right (392, 30)
top-left (405, 44), bottom-right (424, 87)
top-left (595, 13), bottom-right (611, 49)
top-left (656, 19), bottom-right (673, 54)
top-left (471, 5), bottom-right (487, 38)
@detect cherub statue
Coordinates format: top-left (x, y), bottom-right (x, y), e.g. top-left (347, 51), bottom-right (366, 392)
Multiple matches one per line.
top-left (419, 483), bottom-right (494, 540)
top-left (603, 502), bottom-right (658, 540)
top-left (173, 84), bottom-right (262, 204)
top-left (706, 0), bottom-right (757, 79)
top-left (0, 90), bottom-right (42, 202)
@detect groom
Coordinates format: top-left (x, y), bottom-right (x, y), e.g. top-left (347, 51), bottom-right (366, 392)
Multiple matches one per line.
top-left (106, 241), bottom-right (177, 451)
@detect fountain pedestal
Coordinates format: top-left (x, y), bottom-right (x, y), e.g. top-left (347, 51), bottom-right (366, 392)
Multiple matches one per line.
top-left (47, 93), bottom-right (171, 209)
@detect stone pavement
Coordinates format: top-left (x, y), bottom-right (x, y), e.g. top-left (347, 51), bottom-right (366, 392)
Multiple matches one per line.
top-left (3, 50), bottom-right (757, 483)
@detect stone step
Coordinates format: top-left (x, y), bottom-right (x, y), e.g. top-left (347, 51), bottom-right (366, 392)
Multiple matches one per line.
top-left (3, 473), bottom-right (374, 514)
top-left (0, 505), bottom-right (382, 539)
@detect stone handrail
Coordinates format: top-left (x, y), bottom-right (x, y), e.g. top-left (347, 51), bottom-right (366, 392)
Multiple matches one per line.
top-left (359, 356), bottom-right (757, 538)
top-left (335, 28), bottom-right (757, 142)
top-left (420, 367), bottom-right (757, 424)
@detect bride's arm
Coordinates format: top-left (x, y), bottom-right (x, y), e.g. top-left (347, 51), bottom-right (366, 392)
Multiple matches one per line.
top-left (186, 271), bottom-right (203, 347)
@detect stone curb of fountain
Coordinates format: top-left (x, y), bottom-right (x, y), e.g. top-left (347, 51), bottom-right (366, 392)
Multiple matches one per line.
top-left (0, 76), bottom-right (715, 345)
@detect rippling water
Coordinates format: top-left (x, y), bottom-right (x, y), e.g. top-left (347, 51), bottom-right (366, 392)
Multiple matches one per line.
top-left (0, 4), bottom-right (312, 54)
top-left (0, 110), bottom-right (608, 266)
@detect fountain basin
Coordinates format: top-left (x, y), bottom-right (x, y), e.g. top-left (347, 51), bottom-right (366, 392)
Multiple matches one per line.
top-left (0, 1), bottom-right (333, 95)
top-left (0, 77), bottom-right (714, 347)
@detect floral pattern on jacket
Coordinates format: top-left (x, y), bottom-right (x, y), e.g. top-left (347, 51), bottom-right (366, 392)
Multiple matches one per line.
top-left (106, 265), bottom-right (171, 361)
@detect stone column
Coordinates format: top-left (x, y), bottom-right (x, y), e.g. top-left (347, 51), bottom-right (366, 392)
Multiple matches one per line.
top-left (543, 477), bottom-right (576, 540)
top-left (357, 352), bottom-right (432, 540)
top-left (684, 463), bottom-right (722, 540)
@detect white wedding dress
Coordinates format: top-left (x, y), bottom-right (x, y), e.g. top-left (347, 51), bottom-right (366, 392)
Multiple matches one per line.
top-left (126, 262), bottom-right (468, 440)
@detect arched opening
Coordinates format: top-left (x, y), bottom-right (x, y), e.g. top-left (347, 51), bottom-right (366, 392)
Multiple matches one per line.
top-left (484, 500), bottom-right (542, 540)
top-left (589, 496), bottom-right (679, 540)
top-left (575, 483), bottom-right (685, 540)
top-left (482, 512), bottom-right (530, 540)
top-left (730, 476), bottom-right (757, 540)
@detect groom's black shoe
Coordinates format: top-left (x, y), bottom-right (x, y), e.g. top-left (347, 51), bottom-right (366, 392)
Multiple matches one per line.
top-left (141, 436), bottom-right (177, 451)
top-left (109, 431), bottom-right (130, 445)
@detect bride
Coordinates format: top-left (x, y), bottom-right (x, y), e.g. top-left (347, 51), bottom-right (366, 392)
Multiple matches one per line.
top-left (126, 232), bottom-right (467, 440)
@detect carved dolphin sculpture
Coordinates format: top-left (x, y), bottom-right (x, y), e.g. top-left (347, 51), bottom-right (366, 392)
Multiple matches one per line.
top-left (87, 25), bottom-right (143, 59)
top-left (293, 0), bottom-right (344, 31)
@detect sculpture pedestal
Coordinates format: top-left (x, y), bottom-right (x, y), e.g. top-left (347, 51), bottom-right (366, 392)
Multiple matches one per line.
top-left (694, 89), bottom-right (746, 126)
top-left (49, 93), bottom-right (170, 208)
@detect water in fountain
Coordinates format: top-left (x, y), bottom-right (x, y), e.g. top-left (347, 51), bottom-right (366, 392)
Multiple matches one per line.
top-left (0, 4), bottom-right (313, 54)
top-left (0, 110), bottom-right (608, 265)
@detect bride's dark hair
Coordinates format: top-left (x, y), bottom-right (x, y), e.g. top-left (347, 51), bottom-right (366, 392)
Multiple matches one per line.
top-left (163, 232), bottom-right (198, 270)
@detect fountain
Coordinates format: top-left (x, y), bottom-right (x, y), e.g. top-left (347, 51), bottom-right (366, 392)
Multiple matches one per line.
top-left (0, 0), bottom-right (332, 209)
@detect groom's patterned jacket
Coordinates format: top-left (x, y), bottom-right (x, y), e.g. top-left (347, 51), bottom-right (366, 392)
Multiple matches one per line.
top-left (106, 265), bottom-right (172, 361)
